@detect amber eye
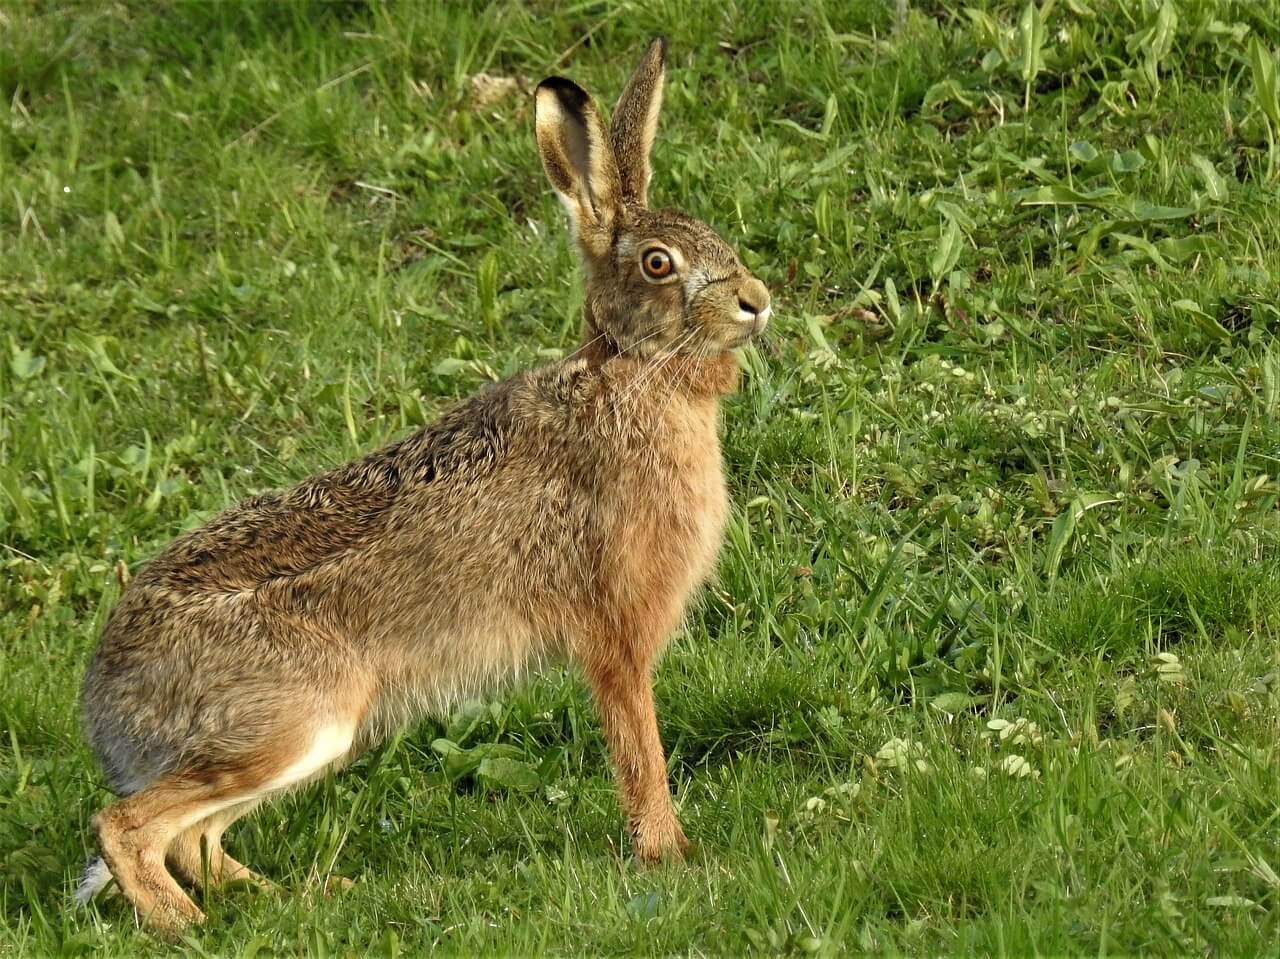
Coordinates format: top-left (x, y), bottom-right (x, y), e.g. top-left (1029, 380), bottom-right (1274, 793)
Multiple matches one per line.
top-left (640, 247), bottom-right (674, 280)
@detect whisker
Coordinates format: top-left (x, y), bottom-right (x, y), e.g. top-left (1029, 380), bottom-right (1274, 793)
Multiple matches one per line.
top-left (619, 326), bottom-right (665, 357)
top-left (654, 353), bottom-right (694, 422)
top-left (616, 328), bottom-right (697, 408)
top-left (613, 347), bottom-right (674, 410)
top-left (599, 322), bottom-right (703, 438)
top-left (567, 325), bottom-right (666, 368)
top-left (561, 331), bottom-right (605, 363)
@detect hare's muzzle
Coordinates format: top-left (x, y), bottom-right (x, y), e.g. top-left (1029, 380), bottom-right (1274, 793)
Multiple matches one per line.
top-left (735, 277), bottom-right (772, 338)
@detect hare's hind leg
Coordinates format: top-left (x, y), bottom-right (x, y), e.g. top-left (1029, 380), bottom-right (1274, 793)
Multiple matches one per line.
top-left (167, 801), bottom-right (273, 892)
top-left (95, 721), bottom-right (356, 932)
top-left (92, 776), bottom-right (226, 933)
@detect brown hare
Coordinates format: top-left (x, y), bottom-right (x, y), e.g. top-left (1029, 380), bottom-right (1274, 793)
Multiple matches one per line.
top-left (77, 37), bottom-right (770, 932)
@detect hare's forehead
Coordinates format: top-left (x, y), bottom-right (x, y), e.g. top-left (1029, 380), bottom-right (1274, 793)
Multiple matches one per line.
top-left (616, 210), bottom-right (740, 266)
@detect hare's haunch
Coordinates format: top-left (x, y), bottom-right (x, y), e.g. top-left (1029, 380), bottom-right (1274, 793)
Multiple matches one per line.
top-left (78, 37), bottom-right (771, 933)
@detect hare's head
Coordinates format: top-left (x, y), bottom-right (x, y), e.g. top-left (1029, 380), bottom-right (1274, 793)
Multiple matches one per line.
top-left (535, 38), bottom-right (770, 359)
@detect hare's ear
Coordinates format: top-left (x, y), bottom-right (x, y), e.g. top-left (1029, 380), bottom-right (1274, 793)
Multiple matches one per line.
top-left (535, 77), bottom-right (621, 254)
top-left (610, 37), bottom-right (666, 207)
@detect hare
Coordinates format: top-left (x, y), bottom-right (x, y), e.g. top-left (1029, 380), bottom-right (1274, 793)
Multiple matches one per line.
top-left (76, 37), bottom-right (770, 932)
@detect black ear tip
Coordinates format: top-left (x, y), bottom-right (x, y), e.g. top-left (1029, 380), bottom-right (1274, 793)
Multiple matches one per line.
top-left (650, 35), bottom-right (669, 60)
top-left (536, 76), bottom-right (591, 113)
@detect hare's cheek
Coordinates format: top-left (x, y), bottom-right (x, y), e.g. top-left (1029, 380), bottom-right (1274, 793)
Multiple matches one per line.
top-left (647, 285), bottom-right (684, 322)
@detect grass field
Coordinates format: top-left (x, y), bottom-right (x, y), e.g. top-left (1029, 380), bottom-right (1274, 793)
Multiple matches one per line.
top-left (3, 0), bottom-right (1280, 954)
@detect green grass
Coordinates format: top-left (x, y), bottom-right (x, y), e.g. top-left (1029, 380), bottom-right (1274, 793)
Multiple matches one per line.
top-left (3, 0), bottom-right (1280, 954)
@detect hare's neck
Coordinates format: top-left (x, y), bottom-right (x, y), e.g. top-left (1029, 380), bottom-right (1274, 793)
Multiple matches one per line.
top-left (579, 310), bottom-right (739, 398)
top-left (579, 309), bottom-right (624, 357)
top-left (674, 354), bottom-right (740, 397)
top-left (618, 352), bottom-right (740, 399)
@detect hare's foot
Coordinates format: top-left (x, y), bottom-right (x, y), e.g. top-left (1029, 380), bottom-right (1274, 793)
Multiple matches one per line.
top-left (632, 814), bottom-right (690, 865)
top-left (167, 803), bottom-right (275, 895)
top-left (93, 783), bottom-right (209, 935)
top-left (323, 875), bottom-right (356, 896)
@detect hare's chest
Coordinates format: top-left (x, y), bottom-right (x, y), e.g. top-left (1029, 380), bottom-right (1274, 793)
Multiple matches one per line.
top-left (678, 444), bottom-right (729, 585)
top-left (619, 412), bottom-right (728, 601)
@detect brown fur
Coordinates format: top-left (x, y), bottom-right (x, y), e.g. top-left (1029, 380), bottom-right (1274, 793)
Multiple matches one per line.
top-left (78, 38), bottom-right (770, 933)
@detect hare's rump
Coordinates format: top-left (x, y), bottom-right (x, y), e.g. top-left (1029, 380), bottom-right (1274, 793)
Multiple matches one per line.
top-left (83, 587), bottom-right (367, 795)
top-left (83, 588), bottom-right (368, 932)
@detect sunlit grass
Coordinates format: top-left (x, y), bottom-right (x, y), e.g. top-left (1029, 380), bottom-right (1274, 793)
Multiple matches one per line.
top-left (2, 1), bottom-right (1279, 954)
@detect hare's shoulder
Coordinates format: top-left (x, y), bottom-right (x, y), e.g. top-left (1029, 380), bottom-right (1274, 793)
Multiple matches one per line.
top-left (137, 380), bottom-right (523, 592)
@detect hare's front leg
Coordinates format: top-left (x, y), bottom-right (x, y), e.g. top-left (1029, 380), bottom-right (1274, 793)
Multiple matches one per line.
top-left (582, 649), bottom-right (688, 863)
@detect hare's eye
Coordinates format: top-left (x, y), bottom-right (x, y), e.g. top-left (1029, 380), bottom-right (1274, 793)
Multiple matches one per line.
top-left (640, 248), bottom-right (674, 280)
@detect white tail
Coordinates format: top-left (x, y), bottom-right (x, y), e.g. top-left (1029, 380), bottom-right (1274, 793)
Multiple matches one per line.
top-left (73, 856), bottom-right (113, 906)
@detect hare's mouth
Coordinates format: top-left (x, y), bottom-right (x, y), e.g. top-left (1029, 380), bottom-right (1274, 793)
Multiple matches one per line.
top-left (725, 309), bottom-right (769, 347)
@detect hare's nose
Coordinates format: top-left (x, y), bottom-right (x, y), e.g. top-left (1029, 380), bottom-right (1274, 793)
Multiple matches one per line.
top-left (736, 277), bottom-right (772, 325)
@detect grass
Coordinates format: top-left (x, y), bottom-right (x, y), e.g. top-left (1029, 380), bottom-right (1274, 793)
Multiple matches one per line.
top-left (2, 0), bottom-right (1280, 954)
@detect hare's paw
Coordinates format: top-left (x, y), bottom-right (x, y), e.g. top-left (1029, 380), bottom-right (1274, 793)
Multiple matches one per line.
top-left (135, 892), bottom-right (206, 939)
top-left (154, 906), bottom-right (206, 939)
top-left (632, 816), bottom-right (690, 865)
top-left (322, 875), bottom-right (357, 897)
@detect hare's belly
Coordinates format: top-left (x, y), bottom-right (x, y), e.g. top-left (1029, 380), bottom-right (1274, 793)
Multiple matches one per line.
top-left (362, 606), bottom-right (558, 738)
